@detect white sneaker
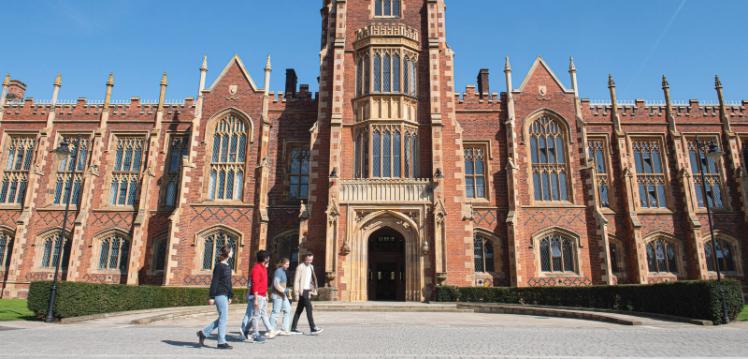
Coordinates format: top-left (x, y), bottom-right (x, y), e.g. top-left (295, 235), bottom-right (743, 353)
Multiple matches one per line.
top-left (266, 330), bottom-right (279, 339)
top-left (279, 331), bottom-right (291, 336)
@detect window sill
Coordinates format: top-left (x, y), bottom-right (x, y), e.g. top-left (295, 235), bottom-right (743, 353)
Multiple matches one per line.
top-left (694, 208), bottom-right (731, 214)
top-left (91, 270), bottom-right (127, 275)
top-left (523, 203), bottom-right (584, 209)
top-left (39, 205), bottom-right (80, 211)
top-left (194, 201), bottom-right (251, 207)
top-left (637, 208), bottom-right (673, 214)
top-left (97, 207), bottom-right (137, 212)
top-left (0, 204), bottom-right (23, 210)
top-left (538, 272), bottom-right (581, 277)
top-left (466, 198), bottom-right (490, 204)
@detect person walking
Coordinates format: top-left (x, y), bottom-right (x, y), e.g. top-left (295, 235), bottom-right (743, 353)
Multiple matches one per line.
top-left (291, 252), bottom-right (323, 335)
top-left (240, 250), bottom-right (275, 343)
top-left (197, 245), bottom-right (234, 350)
top-left (269, 258), bottom-right (293, 336)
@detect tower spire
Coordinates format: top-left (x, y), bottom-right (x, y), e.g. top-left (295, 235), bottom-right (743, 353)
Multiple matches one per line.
top-left (263, 54), bottom-right (272, 96)
top-left (608, 74), bottom-right (622, 133)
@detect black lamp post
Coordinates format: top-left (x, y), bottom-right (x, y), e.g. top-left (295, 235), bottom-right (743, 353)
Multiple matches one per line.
top-left (45, 137), bottom-right (81, 323)
top-left (695, 137), bottom-right (730, 324)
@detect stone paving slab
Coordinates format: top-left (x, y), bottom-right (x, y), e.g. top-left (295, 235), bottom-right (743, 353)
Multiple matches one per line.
top-left (1, 311), bottom-right (747, 358)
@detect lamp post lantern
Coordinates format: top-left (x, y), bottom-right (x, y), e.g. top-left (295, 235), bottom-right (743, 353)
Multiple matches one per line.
top-left (45, 137), bottom-right (81, 323)
top-left (695, 137), bottom-right (730, 324)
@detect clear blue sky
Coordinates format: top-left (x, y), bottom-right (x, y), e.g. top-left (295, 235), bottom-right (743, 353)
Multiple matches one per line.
top-left (1, 0), bottom-right (746, 103)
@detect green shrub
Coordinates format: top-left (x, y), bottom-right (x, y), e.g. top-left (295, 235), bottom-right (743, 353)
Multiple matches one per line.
top-left (433, 280), bottom-right (744, 324)
top-left (27, 281), bottom-right (248, 320)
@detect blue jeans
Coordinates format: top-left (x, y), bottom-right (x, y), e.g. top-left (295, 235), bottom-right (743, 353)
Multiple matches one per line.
top-left (202, 295), bottom-right (229, 345)
top-left (270, 293), bottom-right (291, 332)
top-left (241, 295), bottom-right (272, 338)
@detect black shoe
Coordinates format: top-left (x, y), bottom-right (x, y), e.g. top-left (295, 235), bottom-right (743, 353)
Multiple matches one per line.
top-left (289, 329), bottom-right (303, 335)
top-left (196, 331), bottom-right (206, 347)
top-left (310, 327), bottom-right (324, 335)
top-left (217, 343), bottom-right (233, 350)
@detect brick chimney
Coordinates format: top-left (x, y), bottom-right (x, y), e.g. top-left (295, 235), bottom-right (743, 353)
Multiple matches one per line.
top-left (477, 69), bottom-right (489, 99)
top-left (285, 69), bottom-right (298, 97)
top-left (6, 80), bottom-right (27, 101)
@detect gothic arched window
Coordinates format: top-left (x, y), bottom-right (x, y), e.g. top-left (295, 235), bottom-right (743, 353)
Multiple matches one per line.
top-left (0, 232), bottom-right (12, 270)
top-left (704, 238), bottom-right (737, 273)
top-left (473, 234), bottom-right (495, 273)
top-left (40, 232), bottom-right (71, 270)
top-left (110, 136), bottom-right (144, 206)
top-left (98, 234), bottom-right (129, 272)
top-left (54, 136), bottom-right (88, 206)
top-left (202, 230), bottom-right (238, 271)
top-left (1, 136), bottom-right (34, 205)
top-left (688, 139), bottom-right (725, 209)
top-left (646, 238), bottom-right (678, 274)
top-left (633, 139), bottom-right (667, 208)
top-left (208, 114), bottom-right (247, 201)
top-left (539, 233), bottom-right (576, 273)
top-left (530, 116), bottom-right (569, 202)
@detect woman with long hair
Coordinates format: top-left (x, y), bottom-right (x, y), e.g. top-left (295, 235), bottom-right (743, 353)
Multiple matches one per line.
top-left (197, 245), bottom-right (234, 350)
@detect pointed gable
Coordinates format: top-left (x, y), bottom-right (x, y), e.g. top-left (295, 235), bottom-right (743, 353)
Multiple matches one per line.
top-left (207, 55), bottom-right (260, 93)
top-left (516, 57), bottom-right (572, 95)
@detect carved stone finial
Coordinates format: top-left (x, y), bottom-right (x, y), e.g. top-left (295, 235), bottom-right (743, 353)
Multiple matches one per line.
top-left (2, 73), bottom-right (9, 87)
top-left (54, 73), bottom-right (62, 87)
top-left (714, 75), bottom-right (722, 90)
top-left (661, 75), bottom-right (669, 89)
top-left (107, 72), bottom-right (115, 87)
top-left (200, 56), bottom-right (208, 71)
top-left (608, 74), bottom-right (615, 88)
top-left (160, 72), bottom-right (168, 87)
top-left (265, 54), bottom-right (272, 71)
top-left (504, 56), bottom-right (511, 72)
top-left (568, 56), bottom-right (576, 72)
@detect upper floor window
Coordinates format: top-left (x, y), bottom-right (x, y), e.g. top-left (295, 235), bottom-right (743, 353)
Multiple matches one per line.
top-left (54, 136), bottom-right (88, 206)
top-left (633, 139), bottom-right (667, 208)
top-left (98, 234), bottom-right (129, 272)
top-left (287, 144), bottom-right (310, 200)
top-left (530, 116), bottom-right (569, 202)
top-left (645, 237), bottom-right (678, 274)
top-left (464, 145), bottom-right (487, 199)
top-left (40, 232), bottom-right (71, 270)
top-left (704, 237), bottom-right (737, 273)
top-left (688, 139), bottom-right (724, 209)
top-left (473, 234), bottom-right (495, 273)
top-left (588, 138), bottom-right (610, 208)
top-left (1, 136), bottom-right (34, 205)
top-left (375, 0), bottom-right (400, 17)
top-left (359, 126), bottom-right (417, 179)
top-left (162, 135), bottom-right (189, 208)
top-left (208, 114), bottom-right (247, 201)
top-left (539, 233), bottom-right (576, 273)
top-left (0, 232), bottom-right (12, 270)
top-left (110, 136), bottom-right (145, 206)
top-left (201, 230), bottom-right (238, 271)
top-left (357, 50), bottom-right (416, 97)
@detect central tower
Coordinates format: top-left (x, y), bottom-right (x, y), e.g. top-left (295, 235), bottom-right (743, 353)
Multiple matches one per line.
top-left (303, 0), bottom-right (475, 301)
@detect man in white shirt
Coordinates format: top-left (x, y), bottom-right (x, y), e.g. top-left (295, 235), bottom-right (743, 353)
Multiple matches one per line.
top-left (291, 253), bottom-right (323, 335)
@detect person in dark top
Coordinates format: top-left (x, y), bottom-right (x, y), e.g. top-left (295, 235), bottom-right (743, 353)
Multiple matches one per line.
top-left (197, 245), bottom-right (234, 350)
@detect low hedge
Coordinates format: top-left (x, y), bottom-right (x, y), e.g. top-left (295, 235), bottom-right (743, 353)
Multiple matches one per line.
top-left (27, 281), bottom-right (249, 320)
top-left (434, 280), bottom-right (745, 324)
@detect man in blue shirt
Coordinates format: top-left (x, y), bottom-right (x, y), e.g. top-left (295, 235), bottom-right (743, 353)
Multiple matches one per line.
top-left (269, 257), bottom-right (296, 336)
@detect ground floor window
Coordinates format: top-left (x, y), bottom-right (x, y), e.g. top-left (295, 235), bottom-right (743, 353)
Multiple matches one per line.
top-left (473, 234), bottom-right (494, 273)
top-left (704, 238), bottom-right (736, 273)
top-left (98, 234), bottom-right (129, 272)
top-left (539, 234), bottom-right (576, 273)
top-left (202, 230), bottom-right (238, 271)
top-left (646, 238), bottom-right (678, 274)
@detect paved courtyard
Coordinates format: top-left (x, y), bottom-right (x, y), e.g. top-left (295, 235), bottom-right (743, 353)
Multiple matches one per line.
top-left (1, 309), bottom-right (747, 358)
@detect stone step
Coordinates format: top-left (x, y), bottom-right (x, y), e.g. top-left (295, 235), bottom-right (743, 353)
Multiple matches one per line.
top-left (312, 302), bottom-right (472, 313)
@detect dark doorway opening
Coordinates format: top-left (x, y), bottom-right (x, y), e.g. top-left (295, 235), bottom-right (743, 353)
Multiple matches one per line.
top-left (367, 228), bottom-right (405, 301)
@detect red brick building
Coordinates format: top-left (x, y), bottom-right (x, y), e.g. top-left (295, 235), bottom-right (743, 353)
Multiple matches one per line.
top-left (1, 0), bottom-right (747, 300)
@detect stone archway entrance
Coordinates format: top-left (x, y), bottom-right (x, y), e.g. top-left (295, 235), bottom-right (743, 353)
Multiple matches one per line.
top-left (367, 228), bottom-right (406, 301)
